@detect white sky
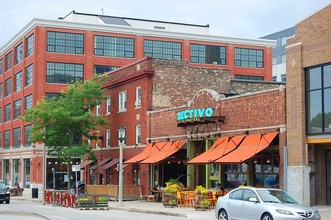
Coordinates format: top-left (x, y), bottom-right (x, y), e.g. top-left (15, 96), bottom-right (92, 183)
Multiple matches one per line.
top-left (0, 0), bottom-right (330, 47)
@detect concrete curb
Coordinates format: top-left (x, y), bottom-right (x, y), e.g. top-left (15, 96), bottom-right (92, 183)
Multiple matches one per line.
top-left (109, 207), bottom-right (187, 217)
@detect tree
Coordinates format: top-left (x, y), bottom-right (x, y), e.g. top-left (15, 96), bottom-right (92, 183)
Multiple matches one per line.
top-left (23, 75), bottom-right (108, 190)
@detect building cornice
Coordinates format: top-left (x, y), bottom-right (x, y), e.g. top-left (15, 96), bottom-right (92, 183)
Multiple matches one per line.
top-left (1, 18), bottom-right (276, 55)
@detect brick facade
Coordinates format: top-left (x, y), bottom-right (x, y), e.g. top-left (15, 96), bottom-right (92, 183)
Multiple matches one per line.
top-left (286, 4), bottom-right (331, 205)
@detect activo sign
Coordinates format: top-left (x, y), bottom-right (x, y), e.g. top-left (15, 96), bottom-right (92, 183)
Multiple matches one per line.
top-left (177, 107), bottom-right (214, 121)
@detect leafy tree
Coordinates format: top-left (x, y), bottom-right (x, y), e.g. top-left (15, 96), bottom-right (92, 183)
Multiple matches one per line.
top-left (23, 75), bottom-right (108, 190)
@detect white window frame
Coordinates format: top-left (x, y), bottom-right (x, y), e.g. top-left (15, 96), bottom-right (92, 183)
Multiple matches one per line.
top-left (96, 104), bottom-right (100, 115)
top-left (135, 87), bottom-right (141, 108)
top-left (136, 125), bottom-right (141, 145)
top-left (281, 54), bottom-right (286, 63)
top-left (119, 91), bottom-right (127, 112)
top-left (281, 36), bottom-right (287, 46)
top-left (106, 129), bottom-right (110, 147)
top-left (106, 96), bottom-right (111, 115)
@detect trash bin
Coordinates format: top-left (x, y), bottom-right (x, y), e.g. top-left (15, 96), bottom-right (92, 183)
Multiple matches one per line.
top-left (32, 188), bottom-right (38, 198)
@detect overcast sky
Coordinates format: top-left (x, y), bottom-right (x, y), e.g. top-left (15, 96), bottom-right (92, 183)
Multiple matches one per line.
top-left (1, 0), bottom-right (330, 47)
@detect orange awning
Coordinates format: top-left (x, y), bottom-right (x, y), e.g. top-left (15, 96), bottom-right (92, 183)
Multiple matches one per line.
top-left (100, 158), bottom-right (119, 170)
top-left (140, 140), bottom-right (186, 164)
top-left (187, 136), bottom-right (245, 164)
top-left (214, 132), bottom-right (278, 163)
top-left (125, 142), bottom-right (167, 164)
top-left (79, 160), bottom-right (93, 169)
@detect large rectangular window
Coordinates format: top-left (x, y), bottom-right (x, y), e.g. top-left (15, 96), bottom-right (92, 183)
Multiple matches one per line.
top-left (136, 125), bottom-right (141, 145)
top-left (25, 64), bottom-right (33, 87)
top-left (135, 87), bottom-right (141, 108)
top-left (5, 52), bottom-right (12, 71)
top-left (306, 64), bottom-right (331, 134)
top-left (94, 35), bottom-right (134, 58)
top-left (13, 127), bottom-right (21, 148)
top-left (191, 44), bottom-right (226, 65)
top-left (25, 94), bottom-right (33, 110)
top-left (24, 124), bottom-right (32, 147)
top-left (4, 130), bottom-right (10, 149)
top-left (106, 96), bottom-right (111, 114)
top-left (144, 40), bottom-right (181, 60)
top-left (0, 83), bottom-right (2, 99)
top-left (15, 43), bottom-right (23, 64)
top-left (15, 71), bottom-right (22, 92)
top-left (234, 74), bottom-right (264, 81)
top-left (234, 48), bottom-right (264, 68)
top-left (5, 77), bottom-right (12, 97)
top-left (4, 104), bottom-right (11, 122)
top-left (106, 129), bottom-right (110, 147)
top-left (0, 108), bottom-right (2, 124)
top-left (26, 34), bottom-right (34, 57)
top-left (14, 99), bottom-right (22, 119)
top-left (47, 31), bottom-right (84, 54)
top-left (46, 62), bottom-right (83, 84)
top-left (94, 65), bottom-right (117, 75)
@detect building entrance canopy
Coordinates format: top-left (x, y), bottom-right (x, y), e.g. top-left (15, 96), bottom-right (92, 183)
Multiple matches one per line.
top-left (125, 142), bottom-right (167, 164)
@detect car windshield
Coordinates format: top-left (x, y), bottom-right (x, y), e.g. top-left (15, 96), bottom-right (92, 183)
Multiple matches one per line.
top-left (256, 189), bottom-right (298, 204)
top-left (0, 183), bottom-right (6, 190)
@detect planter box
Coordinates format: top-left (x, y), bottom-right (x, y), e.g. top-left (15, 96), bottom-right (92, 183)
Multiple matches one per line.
top-left (76, 195), bottom-right (109, 208)
top-left (194, 194), bottom-right (210, 211)
top-left (162, 191), bottom-right (178, 207)
top-left (9, 188), bottom-right (24, 197)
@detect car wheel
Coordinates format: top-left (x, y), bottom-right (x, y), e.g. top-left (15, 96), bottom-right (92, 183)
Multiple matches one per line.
top-left (5, 199), bottom-right (10, 204)
top-left (218, 209), bottom-right (228, 220)
top-left (261, 213), bottom-right (273, 220)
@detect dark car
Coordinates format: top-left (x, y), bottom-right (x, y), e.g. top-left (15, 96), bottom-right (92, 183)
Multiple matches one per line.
top-left (0, 182), bottom-right (10, 204)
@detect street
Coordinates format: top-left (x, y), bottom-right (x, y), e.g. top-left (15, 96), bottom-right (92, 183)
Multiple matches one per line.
top-left (0, 200), bottom-right (190, 220)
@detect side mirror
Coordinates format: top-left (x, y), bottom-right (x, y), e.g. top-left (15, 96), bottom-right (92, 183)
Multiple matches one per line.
top-left (249, 197), bottom-right (258, 203)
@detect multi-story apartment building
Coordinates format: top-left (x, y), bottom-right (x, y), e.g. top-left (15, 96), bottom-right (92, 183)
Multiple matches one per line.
top-left (0, 10), bottom-right (274, 192)
top-left (261, 27), bottom-right (295, 82)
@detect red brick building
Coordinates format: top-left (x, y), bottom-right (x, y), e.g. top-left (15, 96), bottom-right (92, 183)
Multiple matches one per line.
top-left (0, 11), bottom-right (275, 194)
top-left (101, 57), bottom-right (285, 196)
top-left (286, 4), bottom-right (331, 205)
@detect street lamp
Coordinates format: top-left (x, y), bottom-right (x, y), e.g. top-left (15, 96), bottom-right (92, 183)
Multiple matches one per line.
top-left (117, 126), bottom-right (125, 206)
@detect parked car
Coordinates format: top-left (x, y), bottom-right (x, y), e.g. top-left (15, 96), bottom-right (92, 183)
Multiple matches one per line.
top-left (215, 187), bottom-right (320, 220)
top-left (0, 182), bottom-right (10, 204)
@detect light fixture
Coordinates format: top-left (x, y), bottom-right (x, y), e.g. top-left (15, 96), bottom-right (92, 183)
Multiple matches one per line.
top-left (254, 159), bottom-right (257, 164)
top-left (266, 159), bottom-right (270, 164)
top-left (167, 161), bottom-right (171, 164)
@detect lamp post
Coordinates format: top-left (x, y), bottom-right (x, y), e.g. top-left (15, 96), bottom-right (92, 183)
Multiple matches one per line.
top-left (42, 144), bottom-right (46, 205)
top-left (118, 126), bottom-right (125, 206)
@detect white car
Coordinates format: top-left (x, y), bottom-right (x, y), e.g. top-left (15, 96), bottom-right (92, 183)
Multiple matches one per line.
top-left (215, 187), bottom-right (320, 220)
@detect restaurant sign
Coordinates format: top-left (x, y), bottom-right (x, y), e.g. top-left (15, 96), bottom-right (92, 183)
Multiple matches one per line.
top-left (177, 107), bottom-right (214, 122)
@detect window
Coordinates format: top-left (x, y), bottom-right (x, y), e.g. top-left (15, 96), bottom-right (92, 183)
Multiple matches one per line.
top-left (234, 48), bottom-right (264, 68)
top-left (119, 91), bottom-right (127, 112)
top-left (281, 74), bottom-right (286, 82)
top-left (135, 87), bottom-right (141, 108)
top-left (4, 130), bottom-right (10, 149)
top-left (25, 64), bottom-right (33, 86)
top-left (0, 59), bottom-right (3, 75)
top-left (94, 65), bottom-right (117, 75)
top-left (281, 55), bottom-right (286, 63)
top-left (254, 151), bottom-right (279, 188)
top-left (136, 125), bottom-right (141, 145)
top-left (4, 104), bottom-right (11, 122)
top-left (47, 31), bottom-right (84, 54)
top-left (15, 43), bottom-right (23, 64)
top-left (5, 52), bottom-right (12, 71)
top-left (26, 34), bottom-right (34, 57)
top-left (281, 36), bottom-right (287, 46)
top-left (234, 74), bottom-right (264, 81)
top-left (14, 99), bottom-right (22, 119)
top-left (144, 40), bottom-right (182, 60)
top-left (5, 77), bottom-right (12, 97)
top-left (272, 76), bottom-right (277, 81)
top-left (0, 83), bottom-right (2, 99)
top-left (13, 127), bottom-right (21, 148)
top-left (106, 96), bottom-right (111, 114)
top-left (243, 189), bottom-right (258, 201)
top-left (96, 104), bottom-right (100, 116)
top-left (191, 44), bottom-right (226, 65)
top-left (306, 64), bottom-right (331, 134)
top-left (46, 92), bottom-right (62, 99)
top-left (94, 35), bottom-right (134, 58)
top-left (46, 62), bottom-right (83, 84)
top-left (225, 163), bottom-right (247, 188)
top-left (25, 94), bottom-right (33, 110)
top-left (106, 129), bottom-right (110, 147)
top-left (0, 108), bottom-right (2, 124)
top-left (230, 189), bottom-right (243, 200)
top-left (24, 124), bottom-right (32, 147)
top-left (15, 71), bottom-right (22, 92)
